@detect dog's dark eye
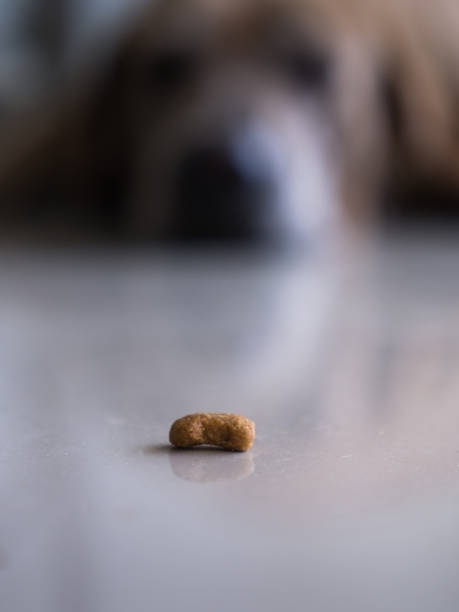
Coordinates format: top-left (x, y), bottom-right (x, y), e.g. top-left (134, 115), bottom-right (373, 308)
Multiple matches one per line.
top-left (282, 46), bottom-right (330, 90)
top-left (147, 51), bottom-right (196, 90)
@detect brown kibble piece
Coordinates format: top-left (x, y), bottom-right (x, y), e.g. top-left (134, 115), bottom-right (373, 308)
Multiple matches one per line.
top-left (169, 413), bottom-right (255, 452)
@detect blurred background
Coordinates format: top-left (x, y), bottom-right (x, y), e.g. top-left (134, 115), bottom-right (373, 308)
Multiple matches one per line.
top-left (1, 2), bottom-right (459, 612)
top-left (0, 0), bottom-right (140, 116)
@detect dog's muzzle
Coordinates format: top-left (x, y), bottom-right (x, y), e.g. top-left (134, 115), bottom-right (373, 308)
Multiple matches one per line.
top-left (169, 124), bottom-right (286, 243)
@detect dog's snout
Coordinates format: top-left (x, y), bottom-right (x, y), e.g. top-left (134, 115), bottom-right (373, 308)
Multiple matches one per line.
top-left (179, 145), bottom-right (260, 199)
top-left (171, 130), bottom-right (281, 242)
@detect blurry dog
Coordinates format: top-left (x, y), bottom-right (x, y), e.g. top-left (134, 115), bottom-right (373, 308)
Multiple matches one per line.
top-left (1, 0), bottom-right (459, 244)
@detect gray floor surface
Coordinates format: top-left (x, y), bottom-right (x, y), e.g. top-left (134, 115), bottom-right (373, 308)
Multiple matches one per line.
top-left (1, 233), bottom-right (459, 612)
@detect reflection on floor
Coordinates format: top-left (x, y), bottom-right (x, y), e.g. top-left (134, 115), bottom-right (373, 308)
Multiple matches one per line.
top-left (1, 231), bottom-right (458, 612)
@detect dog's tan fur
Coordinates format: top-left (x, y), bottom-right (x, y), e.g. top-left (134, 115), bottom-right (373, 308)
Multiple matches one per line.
top-left (1, 0), bottom-right (459, 240)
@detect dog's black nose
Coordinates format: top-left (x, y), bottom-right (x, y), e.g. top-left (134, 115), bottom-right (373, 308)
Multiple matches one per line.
top-left (171, 138), bottom-right (279, 242)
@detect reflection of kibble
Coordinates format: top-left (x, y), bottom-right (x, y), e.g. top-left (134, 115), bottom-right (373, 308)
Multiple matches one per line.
top-left (169, 413), bottom-right (255, 451)
top-left (169, 449), bottom-right (255, 483)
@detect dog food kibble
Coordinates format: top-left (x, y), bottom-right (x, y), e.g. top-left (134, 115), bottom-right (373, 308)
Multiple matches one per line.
top-left (169, 413), bottom-right (255, 451)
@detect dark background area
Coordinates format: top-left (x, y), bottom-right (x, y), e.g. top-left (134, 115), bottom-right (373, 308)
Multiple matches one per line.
top-left (0, 0), bottom-right (144, 117)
